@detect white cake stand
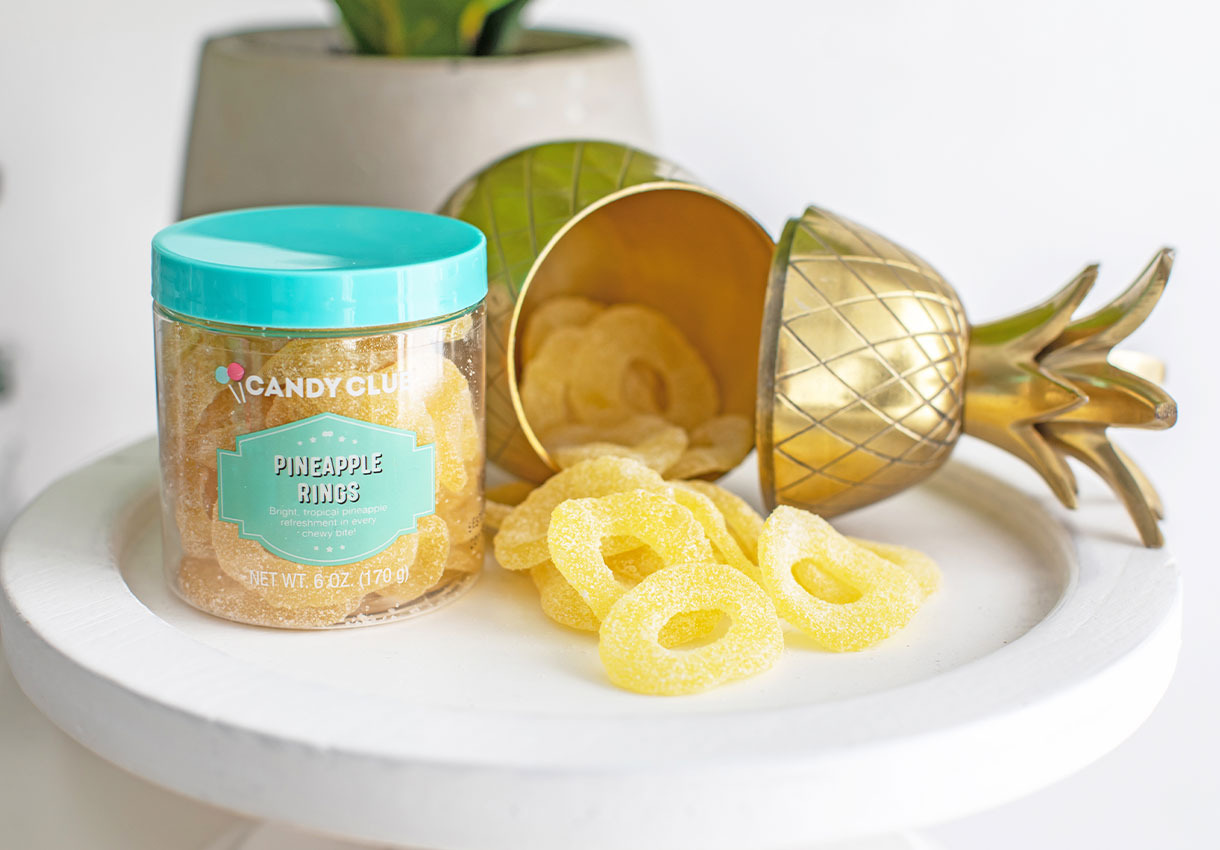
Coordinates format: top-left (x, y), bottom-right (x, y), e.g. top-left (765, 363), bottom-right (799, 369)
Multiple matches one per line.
top-left (0, 440), bottom-right (1179, 850)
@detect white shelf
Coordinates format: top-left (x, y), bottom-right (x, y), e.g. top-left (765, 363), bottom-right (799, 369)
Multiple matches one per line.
top-left (0, 439), bottom-right (1180, 849)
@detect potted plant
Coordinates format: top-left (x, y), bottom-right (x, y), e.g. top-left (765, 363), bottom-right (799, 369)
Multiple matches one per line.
top-left (179, 1), bottom-right (654, 218)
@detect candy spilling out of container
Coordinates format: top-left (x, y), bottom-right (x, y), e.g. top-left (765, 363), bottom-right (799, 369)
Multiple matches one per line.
top-left (148, 141), bottom-right (1176, 701)
top-left (442, 140), bottom-right (1176, 548)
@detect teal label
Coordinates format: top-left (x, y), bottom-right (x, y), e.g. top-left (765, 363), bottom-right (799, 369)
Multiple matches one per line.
top-left (217, 413), bottom-right (436, 566)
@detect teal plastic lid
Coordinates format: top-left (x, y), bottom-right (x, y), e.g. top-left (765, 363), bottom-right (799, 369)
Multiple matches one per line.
top-left (152, 206), bottom-right (487, 329)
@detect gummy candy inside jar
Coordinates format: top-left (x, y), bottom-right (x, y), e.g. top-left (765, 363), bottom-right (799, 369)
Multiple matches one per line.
top-left (151, 206), bottom-right (487, 629)
top-left (504, 188), bottom-right (775, 482)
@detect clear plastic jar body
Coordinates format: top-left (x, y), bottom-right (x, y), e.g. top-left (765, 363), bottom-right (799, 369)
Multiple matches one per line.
top-left (154, 304), bottom-right (485, 629)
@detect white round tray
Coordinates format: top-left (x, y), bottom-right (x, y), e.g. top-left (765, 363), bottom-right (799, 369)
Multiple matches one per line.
top-left (0, 440), bottom-right (1180, 850)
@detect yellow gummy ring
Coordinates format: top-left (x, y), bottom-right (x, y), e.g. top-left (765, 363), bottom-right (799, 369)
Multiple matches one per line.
top-left (567, 305), bottom-right (719, 430)
top-left (678, 480), bottom-right (764, 564)
top-left (757, 506), bottom-right (924, 652)
top-left (378, 514), bottom-right (451, 604)
top-left (522, 296), bottom-right (605, 362)
top-left (546, 489), bottom-right (713, 620)
top-left (665, 414), bottom-right (753, 480)
top-left (530, 558), bottom-right (720, 647)
top-left (793, 537), bottom-right (942, 604)
top-left (667, 484), bottom-right (760, 584)
top-left (519, 326), bottom-right (587, 436)
top-left (531, 562), bottom-right (600, 633)
top-left (493, 456), bottom-right (665, 572)
top-left (421, 357), bottom-right (481, 494)
top-left (598, 561), bottom-right (784, 696)
top-left (851, 538), bottom-right (941, 599)
top-left (552, 423), bottom-right (688, 474)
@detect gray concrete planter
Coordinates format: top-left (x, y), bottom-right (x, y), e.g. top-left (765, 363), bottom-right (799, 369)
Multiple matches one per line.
top-left (180, 27), bottom-right (654, 217)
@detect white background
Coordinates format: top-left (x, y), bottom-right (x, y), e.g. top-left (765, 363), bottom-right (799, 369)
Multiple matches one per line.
top-left (0, 0), bottom-right (1217, 847)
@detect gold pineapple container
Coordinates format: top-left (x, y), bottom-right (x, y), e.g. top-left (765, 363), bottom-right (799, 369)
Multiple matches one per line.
top-left (441, 140), bottom-right (1177, 547)
top-left (440, 141), bottom-right (774, 482)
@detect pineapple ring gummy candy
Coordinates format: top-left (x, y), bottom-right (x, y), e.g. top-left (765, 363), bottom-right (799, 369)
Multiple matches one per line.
top-left (851, 538), bottom-right (940, 599)
top-left (677, 480), bottom-right (764, 564)
top-left (757, 506), bottom-right (923, 652)
top-left (421, 357), bottom-right (481, 494)
top-left (437, 451), bottom-right (484, 540)
top-left (603, 545), bottom-right (668, 582)
top-left (177, 557), bottom-right (362, 629)
top-left (546, 489), bottom-right (714, 620)
top-left (493, 456), bottom-right (666, 572)
top-left (484, 480), bottom-right (535, 532)
top-left (530, 560), bottom-right (720, 648)
top-left (665, 414), bottom-right (753, 480)
top-left (439, 311), bottom-right (475, 344)
top-left (598, 561), bottom-right (784, 696)
top-left (438, 483), bottom-right (482, 547)
top-left (667, 484), bottom-right (760, 584)
top-left (567, 304), bottom-right (719, 430)
top-left (542, 414), bottom-right (680, 449)
top-left (171, 458), bottom-right (218, 559)
top-left (160, 323), bottom-right (230, 449)
top-left (378, 515), bottom-right (450, 603)
top-left (530, 562), bottom-right (600, 632)
top-left (544, 414), bottom-right (688, 474)
top-left (519, 326), bottom-right (586, 436)
top-left (619, 361), bottom-right (667, 415)
top-left (791, 538), bottom-right (942, 605)
top-left (553, 424), bottom-right (688, 473)
top-left (484, 501), bottom-right (514, 534)
top-left (521, 295), bottom-right (605, 362)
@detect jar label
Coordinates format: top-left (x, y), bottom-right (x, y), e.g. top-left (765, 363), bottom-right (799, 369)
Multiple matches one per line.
top-left (216, 412), bottom-right (436, 567)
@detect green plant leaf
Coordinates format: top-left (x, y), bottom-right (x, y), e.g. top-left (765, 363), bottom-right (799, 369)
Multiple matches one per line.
top-left (475, 0), bottom-right (530, 55)
top-left (332, 0), bottom-right (525, 57)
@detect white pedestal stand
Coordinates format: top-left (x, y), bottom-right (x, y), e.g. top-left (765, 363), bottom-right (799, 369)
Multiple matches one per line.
top-left (0, 441), bottom-right (1179, 850)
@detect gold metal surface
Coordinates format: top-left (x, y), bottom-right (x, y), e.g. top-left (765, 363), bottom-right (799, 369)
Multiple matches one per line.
top-left (965, 249), bottom-right (1177, 546)
top-left (440, 140), bottom-right (1176, 547)
top-left (758, 206), bottom-right (969, 518)
top-left (439, 141), bottom-right (773, 481)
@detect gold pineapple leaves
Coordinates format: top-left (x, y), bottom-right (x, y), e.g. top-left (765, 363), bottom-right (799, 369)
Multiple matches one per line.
top-left (965, 249), bottom-right (1177, 547)
top-left (1040, 249), bottom-right (1177, 546)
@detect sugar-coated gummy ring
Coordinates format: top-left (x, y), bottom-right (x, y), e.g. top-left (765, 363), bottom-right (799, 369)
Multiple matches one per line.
top-left (519, 326), bottom-right (587, 436)
top-left (757, 506), bottom-right (925, 652)
top-left (667, 484), bottom-right (760, 584)
top-left (546, 489), bottom-right (713, 619)
top-left (530, 562), bottom-right (600, 632)
top-left (493, 456), bottom-right (666, 572)
top-left (567, 305), bottom-right (719, 430)
top-left (377, 514), bottom-right (451, 604)
top-left (678, 480), bottom-right (764, 564)
top-left (521, 295), bottom-right (606, 363)
top-left (552, 423), bottom-right (688, 474)
top-left (664, 414), bottom-right (753, 480)
top-left (851, 538), bottom-right (941, 599)
top-left (598, 561), bottom-right (784, 695)
top-left (530, 549), bottom-right (720, 648)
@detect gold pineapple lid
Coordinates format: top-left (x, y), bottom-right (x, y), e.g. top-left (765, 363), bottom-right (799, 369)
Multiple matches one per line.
top-left (763, 206), bottom-right (1176, 546)
top-left (440, 141), bottom-right (1176, 547)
